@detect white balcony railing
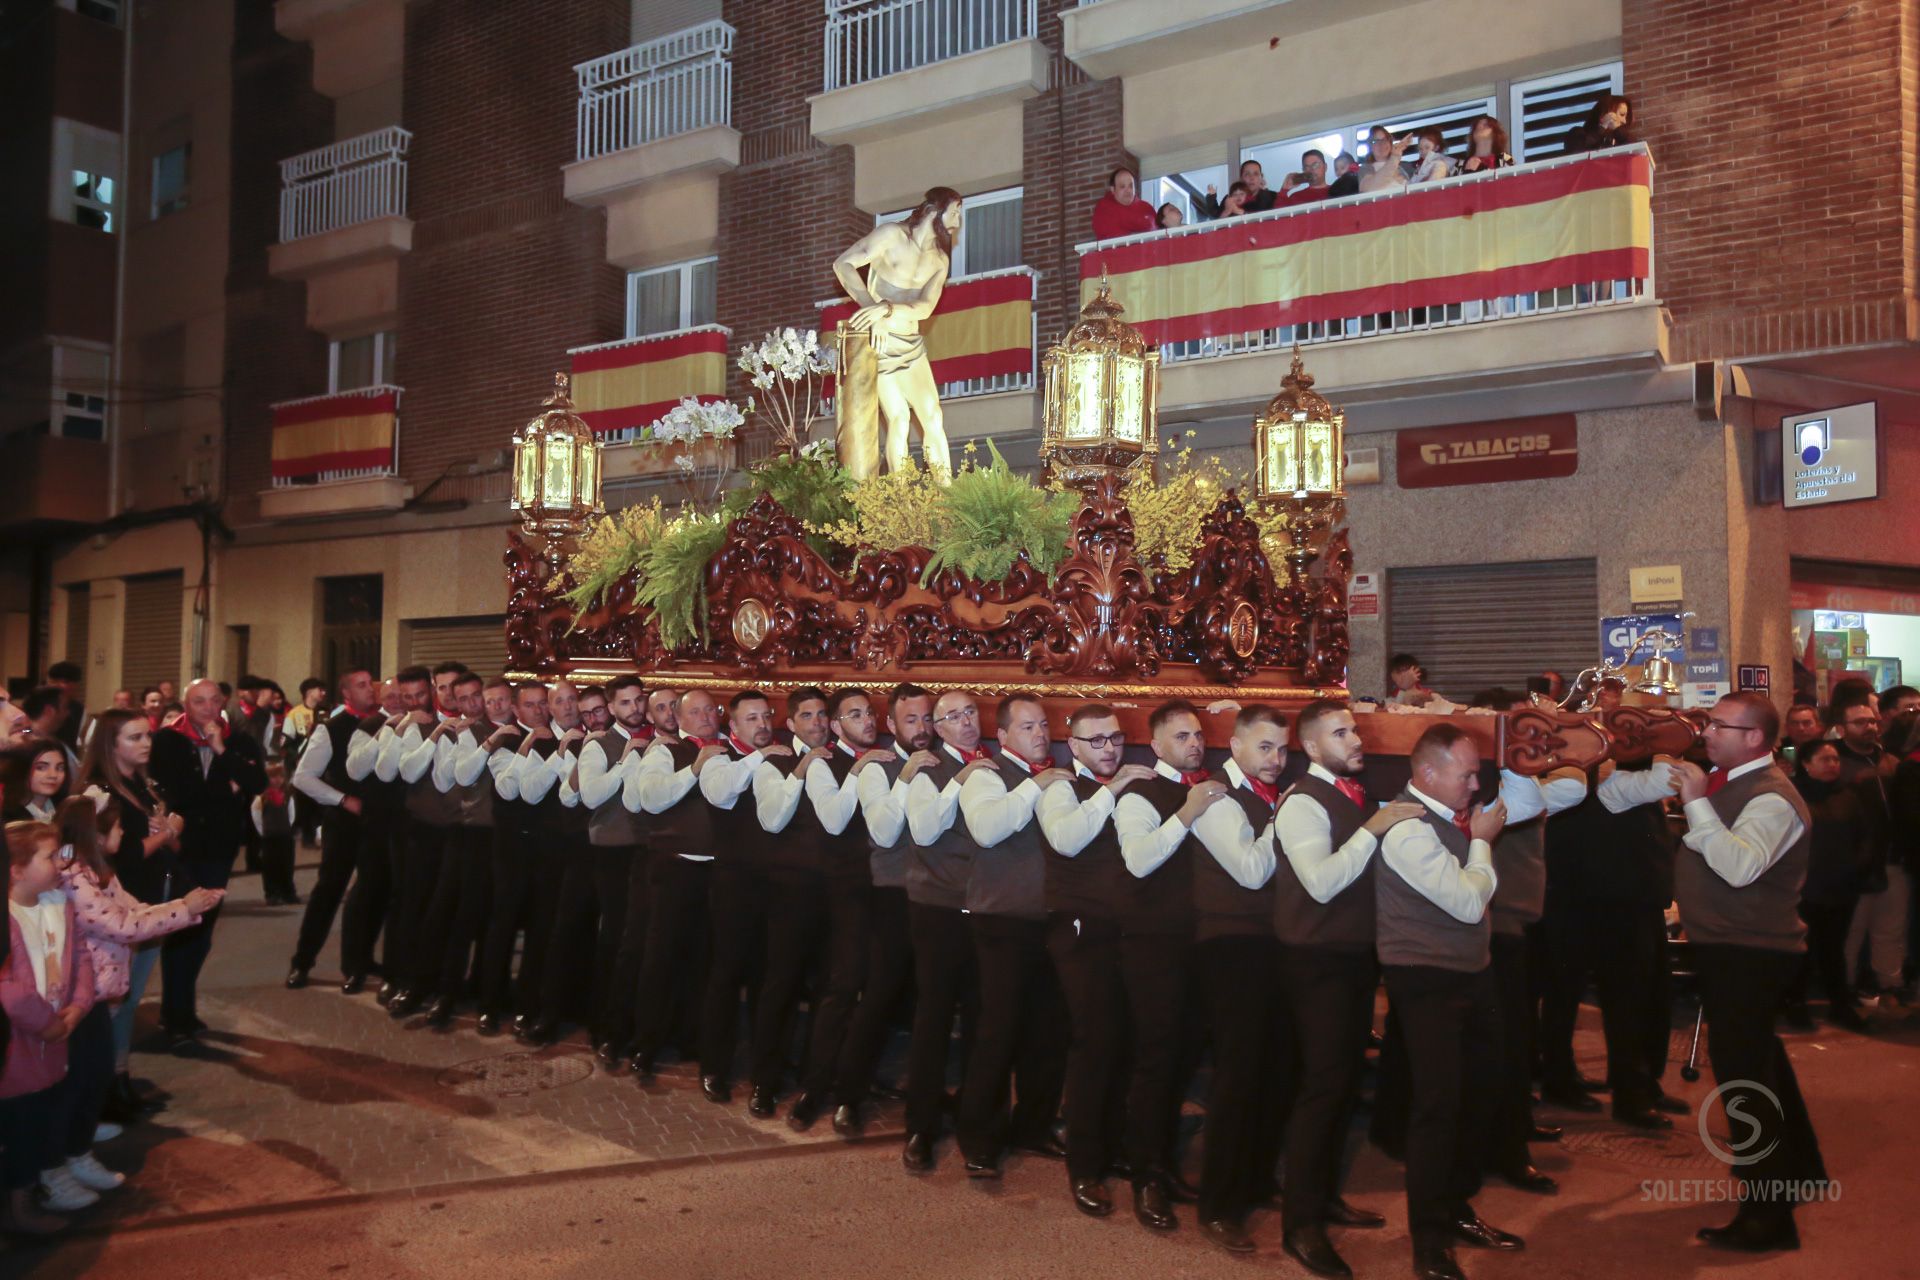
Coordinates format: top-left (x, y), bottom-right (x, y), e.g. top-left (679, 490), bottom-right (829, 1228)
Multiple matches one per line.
top-left (823, 0), bottom-right (1036, 92)
top-left (575, 20), bottom-right (735, 163)
top-left (278, 127), bottom-right (411, 243)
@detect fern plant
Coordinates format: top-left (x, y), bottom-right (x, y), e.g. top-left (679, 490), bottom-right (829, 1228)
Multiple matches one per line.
top-left (635, 511), bottom-right (730, 651)
top-left (722, 442), bottom-right (856, 554)
top-left (557, 499), bottom-right (665, 618)
top-left (924, 440), bottom-right (1078, 584)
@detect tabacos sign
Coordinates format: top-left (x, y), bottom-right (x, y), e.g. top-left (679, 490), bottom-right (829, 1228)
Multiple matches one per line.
top-left (1398, 414), bottom-right (1578, 489)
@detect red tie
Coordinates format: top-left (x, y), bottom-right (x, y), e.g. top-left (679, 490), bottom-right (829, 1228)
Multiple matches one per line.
top-left (1334, 778), bottom-right (1368, 809)
top-left (1453, 809), bottom-right (1475, 841)
top-left (1180, 770), bottom-right (1210, 786)
top-left (1245, 778), bottom-right (1280, 810)
top-left (1705, 768), bottom-right (1729, 796)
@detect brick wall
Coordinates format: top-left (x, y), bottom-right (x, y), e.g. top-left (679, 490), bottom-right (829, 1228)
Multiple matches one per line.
top-left (1626, 0), bottom-right (1918, 363)
top-left (397, 0), bottom-right (627, 487)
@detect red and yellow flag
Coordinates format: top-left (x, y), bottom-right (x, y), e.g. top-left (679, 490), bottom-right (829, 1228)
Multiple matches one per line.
top-left (1079, 149), bottom-right (1653, 344)
top-left (270, 388), bottom-right (398, 479)
top-left (820, 268), bottom-right (1033, 388)
top-left (569, 327), bottom-right (729, 436)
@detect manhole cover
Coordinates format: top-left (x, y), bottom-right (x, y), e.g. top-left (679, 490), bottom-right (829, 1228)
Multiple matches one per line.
top-left (437, 1051), bottom-right (595, 1099)
top-left (1557, 1124), bottom-right (1724, 1172)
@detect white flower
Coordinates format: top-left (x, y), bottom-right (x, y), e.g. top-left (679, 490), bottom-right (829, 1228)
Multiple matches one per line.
top-left (673, 455), bottom-right (696, 473)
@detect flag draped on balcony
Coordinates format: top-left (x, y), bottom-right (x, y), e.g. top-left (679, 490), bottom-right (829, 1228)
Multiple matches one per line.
top-left (1079, 148), bottom-right (1653, 344)
top-left (818, 268), bottom-right (1034, 391)
top-left (569, 327), bottom-right (731, 437)
top-left (270, 387), bottom-right (399, 480)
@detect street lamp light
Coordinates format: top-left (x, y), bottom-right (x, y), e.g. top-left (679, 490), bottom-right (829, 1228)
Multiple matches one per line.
top-left (1253, 347), bottom-right (1345, 587)
top-left (511, 371), bottom-right (603, 560)
top-left (1039, 274), bottom-right (1159, 488)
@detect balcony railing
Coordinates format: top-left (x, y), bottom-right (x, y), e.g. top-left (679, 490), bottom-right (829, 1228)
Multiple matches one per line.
top-left (823, 0), bottom-right (1036, 92)
top-left (1076, 145), bottom-right (1654, 369)
top-left (278, 127), bottom-right (411, 243)
top-left (268, 385), bottom-right (402, 488)
top-left (815, 265), bottom-right (1039, 410)
top-left (575, 20), bottom-right (735, 163)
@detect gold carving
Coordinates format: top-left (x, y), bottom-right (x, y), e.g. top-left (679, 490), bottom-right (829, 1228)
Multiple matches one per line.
top-left (1228, 601), bottom-right (1259, 659)
top-left (732, 599), bottom-right (772, 651)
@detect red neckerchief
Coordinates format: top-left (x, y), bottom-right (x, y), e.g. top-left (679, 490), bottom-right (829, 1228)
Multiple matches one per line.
top-left (1452, 809), bottom-right (1475, 840)
top-left (173, 717), bottom-right (225, 748)
top-left (1242, 775), bottom-right (1280, 810)
top-left (726, 734), bottom-right (757, 757)
top-left (632, 724), bottom-right (656, 742)
top-left (262, 785), bottom-right (287, 808)
top-left (1179, 769), bottom-right (1209, 786)
top-left (952, 744), bottom-right (991, 765)
top-left (1333, 777), bottom-right (1368, 808)
top-left (1705, 767), bottom-right (1730, 796)
top-left (686, 735), bottom-right (724, 749)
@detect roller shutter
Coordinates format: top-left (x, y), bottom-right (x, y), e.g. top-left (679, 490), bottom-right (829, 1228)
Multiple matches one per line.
top-left (403, 616), bottom-right (509, 680)
top-left (122, 572), bottom-right (184, 697)
top-left (1386, 559), bottom-right (1598, 702)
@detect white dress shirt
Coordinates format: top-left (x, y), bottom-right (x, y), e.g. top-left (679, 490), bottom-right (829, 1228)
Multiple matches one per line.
top-left (857, 744), bottom-right (914, 848)
top-left (1274, 762), bottom-right (1379, 904)
top-left (347, 720), bottom-right (387, 782)
top-left (1379, 784), bottom-right (1497, 924)
top-left (1681, 755), bottom-right (1807, 888)
top-left (754, 737), bottom-right (815, 832)
top-left (701, 737), bottom-right (768, 809)
top-left (907, 742), bottom-right (982, 846)
top-left (1598, 759), bottom-right (1676, 814)
top-left (442, 728), bottom-right (482, 790)
top-left (1035, 762), bottom-right (1118, 857)
top-left (396, 721), bottom-right (437, 785)
top-left (1190, 758), bottom-right (1278, 891)
top-left (291, 707), bottom-right (363, 807)
top-left (958, 756), bottom-right (1045, 848)
top-left (577, 725), bottom-right (639, 811)
top-left (251, 791), bottom-right (299, 834)
top-left (1114, 759), bottom-right (1200, 879)
top-left (808, 741), bottom-right (868, 836)
top-left (516, 730), bottom-right (577, 806)
top-left (1498, 767), bottom-right (1589, 824)
top-left (632, 737), bottom-right (710, 861)
top-left (372, 721), bottom-right (408, 784)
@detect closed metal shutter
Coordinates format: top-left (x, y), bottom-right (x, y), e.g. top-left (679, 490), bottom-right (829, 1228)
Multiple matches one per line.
top-left (65, 584), bottom-right (91, 705)
top-left (122, 571), bottom-right (185, 697)
top-left (1387, 559), bottom-right (1598, 702)
top-left (403, 616), bottom-right (509, 680)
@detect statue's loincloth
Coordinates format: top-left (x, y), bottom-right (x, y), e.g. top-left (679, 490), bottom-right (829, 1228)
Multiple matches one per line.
top-left (872, 330), bottom-right (927, 376)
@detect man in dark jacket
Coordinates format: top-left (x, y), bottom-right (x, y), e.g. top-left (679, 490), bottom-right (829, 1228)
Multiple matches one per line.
top-left (150, 677), bottom-right (267, 1047)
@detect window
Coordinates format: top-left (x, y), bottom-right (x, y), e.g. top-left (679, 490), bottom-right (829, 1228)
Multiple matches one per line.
top-left (1241, 96), bottom-right (1495, 192)
top-left (876, 187), bottom-right (1022, 278)
top-left (151, 143), bottom-right (189, 218)
top-left (1143, 164), bottom-right (1229, 229)
top-left (61, 392), bottom-right (106, 441)
top-left (51, 119), bottom-right (121, 233)
top-left (51, 342), bottom-right (110, 441)
top-left (72, 170), bottom-right (114, 231)
top-left (626, 257), bottom-right (717, 338)
top-left (1509, 63), bottom-right (1624, 163)
top-left (329, 331), bottom-right (396, 392)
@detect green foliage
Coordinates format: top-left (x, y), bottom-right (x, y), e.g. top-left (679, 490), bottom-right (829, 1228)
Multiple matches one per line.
top-left (557, 500), bottom-right (664, 620)
top-left (635, 513), bottom-right (730, 651)
top-left (924, 440), bottom-right (1078, 584)
top-left (721, 447), bottom-right (857, 554)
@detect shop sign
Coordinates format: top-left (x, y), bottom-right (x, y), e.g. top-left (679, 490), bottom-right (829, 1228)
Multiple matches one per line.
top-left (1397, 414), bottom-right (1577, 489)
top-left (1629, 564), bottom-right (1684, 606)
top-left (1737, 665), bottom-right (1771, 693)
top-left (1349, 572), bottom-right (1380, 618)
top-left (1782, 402), bottom-right (1878, 508)
top-left (1687, 657), bottom-right (1727, 683)
top-left (1601, 613), bottom-right (1685, 665)
top-left (1791, 583), bottom-right (1920, 617)
top-left (1683, 682), bottom-right (1729, 710)
top-left (1690, 627), bottom-right (1719, 654)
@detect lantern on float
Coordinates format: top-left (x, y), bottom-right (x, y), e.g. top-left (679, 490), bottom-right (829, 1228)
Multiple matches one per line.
top-left (1252, 347), bottom-right (1346, 586)
top-left (511, 371), bottom-right (603, 560)
top-left (1039, 274), bottom-right (1159, 487)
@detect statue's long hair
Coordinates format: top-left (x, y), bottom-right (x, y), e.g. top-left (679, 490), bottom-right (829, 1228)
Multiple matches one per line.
top-left (906, 187), bottom-right (962, 261)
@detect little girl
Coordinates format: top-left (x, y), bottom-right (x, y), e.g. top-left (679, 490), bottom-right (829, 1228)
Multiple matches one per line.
top-left (252, 763), bottom-right (299, 906)
top-left (1, 820), bottom-right (95, 1235)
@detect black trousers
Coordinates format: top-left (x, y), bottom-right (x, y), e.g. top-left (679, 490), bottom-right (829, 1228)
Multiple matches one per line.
top-left (291, 811), bottom-right (364, 970)
top-left (904, 900), bottom-right (976, 1138)
top-left (1488, 932), bottom-right (1536, 1174)
top-left (537, 833), bottom-right (601, 1027)
top-left (958, 914), bottom-right (1068, 1165)
top-left (62, 1004), bottom-right (115, 1158)
top-left (339, 808), bottom-right (396, 979)
top-left (1047, 912), bottom-right (1128, 1180)
top-left (262, 832), bottom-right (298, 902)
top-left (416, 825), bottom-right (493, 998)
top-left (750, 873), bottom-right (830, 1091)
top-left (0, 1091), bottom-right (53, 1190)
top-left (481, 823), bottom-right (561, 1019)
top-left (798, 877), bottom-right (869, 1097)
top-left (388, 820), bottom-right (447, 990)
top-left (633, 854), bottom-right (713, 1058)
top-left (1591, 898), bottom-right (1670, 1107)
top-left (1692, 943), bottom-right (1826, 1217)
top-left (1535, 884), bottom-right (1590, 1088)
top-left (600, 844), bottom-right (650, 1052)
top-left (161, 856), bottom-right (231, 1031)
top-left (1116, 931), bottom-right (1190, 1183)
top-left (1795, 898), bottom-right (1858, 1010)
top-left (1278, 945), bottom-right (1376, 1231)
top-left (835, 884), bottom-right (914, 1106)
top-left (1382, 962), bottom-right (1501, 1249)
top-left (701, 862), bottom-right (768, 1081)
top-left (1195, 933), bottom-right (1288, 1224)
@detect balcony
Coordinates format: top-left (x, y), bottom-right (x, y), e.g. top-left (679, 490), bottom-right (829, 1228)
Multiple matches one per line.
top-left (1075, 146), bottom-right (1666, 416)
top-left (259, 385), bottom-right (411, 520)
top-left (268, 127), bottom-right (412, 334)
top-left (810, 0), bottom-right (1047, 146)
top-left (1061, 0), bottom-right (1335, 81)
top-left (0, 434), bottom-right (109, 534)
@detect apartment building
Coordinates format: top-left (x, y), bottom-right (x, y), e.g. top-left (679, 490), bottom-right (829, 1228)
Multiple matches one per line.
top-left (17, 0), bottom-right (1920, 704)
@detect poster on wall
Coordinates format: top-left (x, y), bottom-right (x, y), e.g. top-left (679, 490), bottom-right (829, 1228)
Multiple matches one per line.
top-left (1782, 402), bottom-right (1878, 508)
top-left (1349, 572), bottom-right (1380, 618)
top-left (1600, 613), bottom-right (1685, 665)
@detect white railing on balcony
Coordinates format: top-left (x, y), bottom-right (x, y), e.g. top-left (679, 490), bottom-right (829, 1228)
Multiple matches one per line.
top-left (575, 20), bottom-right (735, 163)
top-left (823, 0), bottom-right (1036, 92)
top-left (269, 385), bottom-right (402, 489)
top-left (278, 127), bottom-right (411, 243)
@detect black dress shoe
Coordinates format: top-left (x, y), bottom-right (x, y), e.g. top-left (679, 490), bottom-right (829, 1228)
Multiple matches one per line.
top-left (748, 1086), bottom-right (778, 1118)
top-left (1012, 1133), bottom-right (1069, 1161)
top-left (1164, 1169), bottom-right (1199, 1204)
top-left (786, 1091), bottom-right (826, 1131)
top-left (1133, 1180), bottom-right (1177, 1231)
top-left (1651, 1090), bottom-right (1690, 1114)
top-left (832, 1104), bottom-right (862, 1137)
top-left (1412, 1243), bottom-right (1466, 1280)
top-left (594, 1041), bottom-right (618, 1067)
top-left (510, 1013), bottom-right (533, 1040)
top-left (376, 981), bottom-right (397, 1007)
top-left (476, 1011), bottom-right (503, 1037)
top-left (1528, 1123), bottom-right (1563, 1142)
top-left (1071, 1177), bottom-right (1113, 1218)
top-left (1498, 1163), bottom-right (1558, 1194)
top-left (1283, 1225), bottom-right (1352, 1277)
top-left (1697, 1212), bottom-right (1799, 1252)
top-left (1613, 1105), bottom-right (1674, 1131)
top-left (1201, 1218), bottom-right (1255, 1254)
top-left (1324, 1196), bottom-right (1386, 1228)
top-left (163, 1027), bottom-right (199, 1054)
top-left (902, 1132), bottom-right (935, 1173)
top-left (427, 996), bottom-right (456, 1029)
top-left (286, 966), bottom-right (310, 990)
top-left (1540, 1083), bottom-right (1602, 1112)
top-left (1450, 1211), bottom-right (1524, 1250)
top-left (701, 1075), bottom-right (732, 1105)
top-left (518, 1017), bottom-right (557, 1047)
top-left (340, 973), bottom-right (366, 996)
top-left (964, 1158), bottom-right (1001, 1180)
top-left (387, 989), bottom-right (420, 1018)
top-left (629, 1052), bottom-right (656, 1080)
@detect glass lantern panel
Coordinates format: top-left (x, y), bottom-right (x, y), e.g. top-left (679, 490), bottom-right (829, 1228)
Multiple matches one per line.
top-left (1302, 422), bottom-right (1337, 493)
top-left (1111, 360), bottom-right (1144, 444)
top-left (513, 433), bottom-right (539, 510)
top-left (1265, 426), bottom-right (1298, 496)
top-left (579, 438), bottom-right (600, 511)
top-left (542, 433), bottom-right (574, 506)
top-left (1064, 352), bottom-right (1106, 440)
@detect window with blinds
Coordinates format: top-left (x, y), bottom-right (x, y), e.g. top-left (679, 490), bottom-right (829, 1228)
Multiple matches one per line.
top-left (1508, 63), bottom-right (1623, 163)
top-left (402, 616), bottom-right (510, 681)
top-left (627, 257), bottom-right (718, 338)
top-left (876, 186), bottom-right (1023, 278)
top-left (1386, 559), bottom-right (1598, 702)
top-left (121, 571), bottom-right (184, 699)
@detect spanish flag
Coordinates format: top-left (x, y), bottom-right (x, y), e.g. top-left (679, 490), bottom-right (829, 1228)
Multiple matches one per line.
top-left (819, 268), bottom-right (1034, 388)
top-left (1081, 148), bottom-right (1653, 344)
top-left (569, 327), bottom-right (730, 436)
top-left (270, 387), bottom-right (398, 480)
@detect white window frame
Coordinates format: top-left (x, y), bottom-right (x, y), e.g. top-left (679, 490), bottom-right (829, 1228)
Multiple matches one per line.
top-left (50, 340), bottom-right (111, 441)
top-left (50, 118), bottom-right (121, 233)
top-left (875, 186), bottom-right (1023, 279)
top-left (625, 255), bottom-right (718, 338)
top-left (151, 142), bottom-right (190, 219)
top-left (328, 331), bottom-right (395, 394)
top-left (1507, 62), bottom-right (1624, 163)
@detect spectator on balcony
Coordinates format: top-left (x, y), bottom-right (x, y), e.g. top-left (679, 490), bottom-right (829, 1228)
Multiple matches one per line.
top-left (1460, 115), bottom-right (1514, 173)
top-left (1278, 150), bottom-right (1333, 205)
top-left (1328, 151), bottom-right (1361, 197)
top-left (1200, 159), bottom-right (1277, 219)
top-left (1156, 203), bottom-right (1184, 230)
top-left (1215, 181), bottom-right (1252, 218)
top-left (1091, 167), bottom-right (1157, 241)
top-left (1409, 128), bottom-right (1453, 184)
top-left (1358, 125), bottom-right (1409, 194)
top-left (1563, 94), bottom-right (1631, 153)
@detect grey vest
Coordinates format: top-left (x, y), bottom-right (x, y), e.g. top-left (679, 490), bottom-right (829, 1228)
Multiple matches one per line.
top-left (1374, 788), bottom-right (1490, 973)
top-left (1675, 763), bottom-right (1810, 952)
top-left (646, 738), bottom-right (719, 858)
top-left (866, 750), bottom-right (912, 888)
top-left (585, 729), bottom-right (649, 849)
top-left (1489, 819), bottom-right (1548, 936)
top-left (1113, 776), bottom-right (1198, 937)
top-left (403, 729), bottom-right (461, 829)
top-left (1272, 772), bottom-right (1376, 952)
top-left (1194, 774), bottom-right (1276, 943)
top-left (1043, 775), bottom-right (1125, 920)
top-left (452, 732), bottom-right (495, 829)
top-left (905, 749), bottom-right (979, 910)
top-left (529, 735), bottom-right (591, 840)
top-left (963, 756), bottom-right (1048, 921)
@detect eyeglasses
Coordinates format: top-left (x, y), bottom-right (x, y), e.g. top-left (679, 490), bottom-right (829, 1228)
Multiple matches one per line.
top-left (1071, 732), bottom-right (1125, 750)
top-left (1705, 718), bottom-right (1761, 735)
top-left (1843, 716), bottom-right (1880, 728)
top-left (934, 707), bottom-right (978, 725)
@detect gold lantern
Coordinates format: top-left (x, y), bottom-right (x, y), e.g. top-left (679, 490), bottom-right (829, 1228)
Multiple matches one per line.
top-left (1252, 347), bottom-right (1345, 587)
top-left (1039, 274), bottom-right (1159, 487)
top-left (511, 371), bottom-right (603, 559)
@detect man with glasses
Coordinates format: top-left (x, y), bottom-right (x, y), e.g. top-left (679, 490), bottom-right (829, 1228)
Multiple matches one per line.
top-left (1670, 692), bottom-right (1826, 1253)
top-left (1832, 692), bottom-right (1903, 1008)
